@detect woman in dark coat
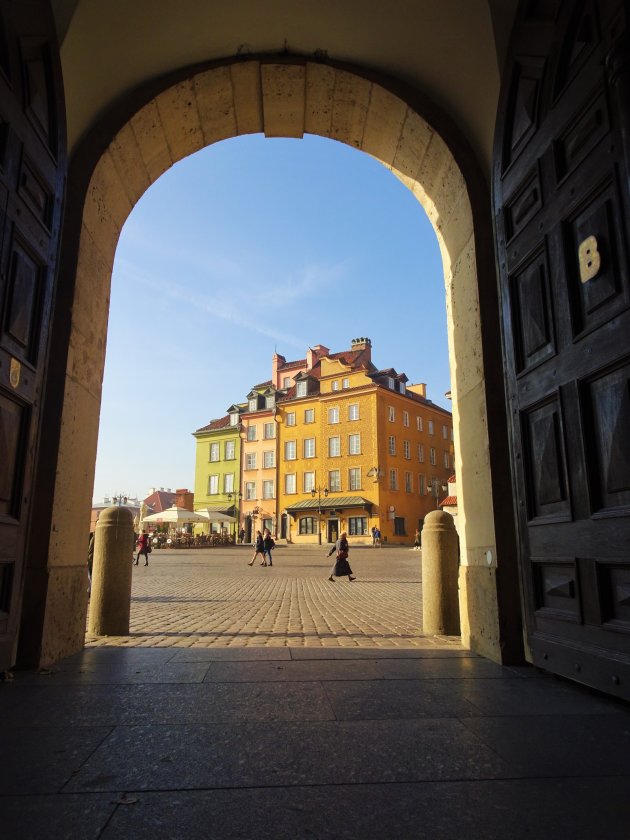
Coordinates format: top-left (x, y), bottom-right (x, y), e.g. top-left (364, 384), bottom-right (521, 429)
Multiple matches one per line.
top-left (248, 530), bottom-right (265, 566)
top-left (326, 531), bottom-right (356, 581)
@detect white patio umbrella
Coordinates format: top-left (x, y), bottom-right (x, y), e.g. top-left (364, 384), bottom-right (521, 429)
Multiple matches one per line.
top-left (195, 510), bottom-right (236, 523)
top-left (142, 506), bottom-right (210, 526)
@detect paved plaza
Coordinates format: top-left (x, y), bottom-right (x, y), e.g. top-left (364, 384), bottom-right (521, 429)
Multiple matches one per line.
top-left (87, 544), bottom-right (458, 651)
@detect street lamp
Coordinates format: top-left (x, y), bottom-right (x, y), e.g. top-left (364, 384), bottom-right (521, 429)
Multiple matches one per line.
top-left (311, 486), bottom-right (328, 545)
top-left (227, 490), bottom-right (242, 541)
top-left (112, 493), bottom-right (129, 506)
top-left (428, 478), bottom-right (448, 509)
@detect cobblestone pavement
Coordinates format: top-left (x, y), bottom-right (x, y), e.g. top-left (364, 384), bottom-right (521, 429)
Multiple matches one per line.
top-left (86, 545), bottom-right (462, 651)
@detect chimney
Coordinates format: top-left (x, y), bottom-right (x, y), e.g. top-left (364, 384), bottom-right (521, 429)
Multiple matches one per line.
top-left (306, 344), bottom-right (329, 370)
top-left (407, 382), bottom-right (427, 398)
top-left (272, 352), bottom-right (286, 389)
top-left (350, 337), bottom-right (372, 362)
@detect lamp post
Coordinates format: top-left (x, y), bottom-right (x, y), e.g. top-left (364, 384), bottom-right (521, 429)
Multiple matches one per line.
top-left (428, 478), bottom-right (448, 510)
top-left (227, 490), bottom-right (242, 541)
top-left (311, 486), bottom-right (328, 545)
top-left (112, 493), bottom-right (128, 506)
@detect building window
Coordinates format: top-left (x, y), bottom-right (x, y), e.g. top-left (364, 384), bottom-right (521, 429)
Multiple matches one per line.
top-left (405, 471), bottom-right (412, 492)
top-left (285, 440), bottom-right (296, 460)
top-left (245, 481), bottom-right (256, 500)
top-left (247, 425), bottom-right (257, 441)
top-left (209, 442), bottom-right (219, 462)
top-left (387, 377), bottom-right (395, 390)
top-left (286, 411), bottom-right (296, 426)
top-left (394, 516), bottom-right (406, 535)
top-left (348, 403), bottom-right (359, 421)
top-left (329, 436), bottom-right (341, 457)
top-left (303, 471), bottom-right (315, 492)
top-left (296, 381), bottom-right (307, 397)
top-left (282, 376), bottom-right (291, 389)
top-left (285, 474), bottom-right (296, 494)
top-left (225, 440), bottom-right (235, 460)
top-left (417, 416), bottom-right (423, 432)
top-left (229, 413), bottom-right (239, 426)
top-left (403, 440), bottom-right (411, 459)
top-left (265, 395), bottom-right (275, 409)
top-left (430, 447), bottom-right (436, 466)
top-left (246, 452), bottom-right (257, 470)
top-left (388, 435), bottom-right (396, 456)
top-left (263, 422), bottom-right (275, 439)
top-left (444, 451), bottom-right (450, 468)
top-left (349, 467), bottom-right (361, 490)
top-left (263, 450), bottom-right (275, 469)
top-left (262, 480), bottom-right (274, 499)
top-left (329, 470), bottom-right (341, 492)
top-left (390, 469), bottom-right (398, 490)
top-left (304, 408), bottom-right (315, 423)
top-left (224, 473), bottom-right (234, 493)
top-left (419, 474), bottom-right (425, 495)
top-left (208, 474), bottom-right (219, 494)
top-left (418, 444), bottom-right (425, 462)
top-left (299, 516), bottom-right (316, 534)
top-left (248, 398), bottom-right (258, 412)
top-left (348, 516), bottom-right (368, 535)
top-left (328, 406), bottom-right (339, 424)
top-left (403, 411), bottom-right (409, 427)
top-left (304, 438), bottom-right (316, 458)
top-left (399, 383), bottom-right (406, 395)
top-left (348, 433), bottom-right (361, 455)
top-left (388, 406), bottom-right (395, 422)
top-left (442, 424), bottom-right (448, 439)
top-left (342, 377), bottom-right (350, 389)
top-left (332, 380), bottom-right (340, 391)
top-left (428, 420), bottom-right (434, 435)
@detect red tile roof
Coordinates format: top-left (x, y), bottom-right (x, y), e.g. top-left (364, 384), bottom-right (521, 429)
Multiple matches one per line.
top-left (194, 415), bottom-right (231, 433)
top-left (439, 496), bottom-right (458, 507)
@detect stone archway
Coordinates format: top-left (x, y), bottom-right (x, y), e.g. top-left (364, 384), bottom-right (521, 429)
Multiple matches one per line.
top-left (31, 58), bottom-right (520, 666)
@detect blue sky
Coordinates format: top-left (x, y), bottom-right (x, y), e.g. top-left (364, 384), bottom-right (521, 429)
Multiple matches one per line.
top-left (92, 134), bottom-right (449, 501)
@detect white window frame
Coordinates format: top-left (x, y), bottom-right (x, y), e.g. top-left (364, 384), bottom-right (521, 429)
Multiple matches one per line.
top-left (229, 413), bottom-right (239, 426)
top-left (417, 416), bottom-right (423, 432)
top-left (282, 376), bottom-right (291, 389)
top-left (209, 442), bottom-right (219, 462)
top-left (442, 424), bottom-right (448, 439)
top-left (304, 438), bottom-right (316, 458)
top-left (285, 440), bottom-right (297, 460)
top-left (246, 452), bottom-right (257, 470)
top-left (245, 481), bottom-right (256, 500)
top-left (328, 436), bottom-right (341, 457)
top-left (304, 408), bottom-right (315, 423)
top-left (388, 405), bottom-right (395, 422)
top-left (348, 433), bottom-right (361, 455)
top-left (405, 471), bottom-right (412, 493)
top-left (428, 420), bottom-right (434, 435)
top-left (247, 425), bottom-right (257, 441)
top-left (349, 467), bottom-right (361, 491)
top-left (285, 474), bottom-right (297, 494)
top-left (403, 410), bottom-right (409, 427)
top-left (388, 435), bottom-right (396, 456)
top-left (265, 395), bottom-right (275, 409)
top-left (262, 479), bottom-right (274, 499)
top-left (208, 474), bottom-right (219, 494)
top-left (342, 377), bottom-right (350, 389)
top-left (430, 447), bottom-right (436, 466)
top-left (286, 411), bottom-right (296, 426)
top-left (418, 444), bottom-right (425, 463)
top-left (348, 403), bottom-right (359, 421)
top-left (263, 422), bottom-right (275, 439)
top-left (403, 440), bottom-right (411, 459)
top-left (328, 469), bottom-right (341, 492)
top-left (390, 468), bottom-right (398, 490)
top-left (248, 398), bottom-right (258, 412)
top-left (331, 380), bottom-right (340, 391)
top-left (388, 377), bottom-right (395, 390)
top-left (224, 473), bottom-right (234, 493)
top-left (328, 407), bottom-right (339, 424)
top-left (296, 381), bottom-right (307, 397)
top-left (303, 471), bottom-right (315, 493)
top-left (225, 440), bottom-right (235, 460)
top-left (263, 450), bottom-right (275, 469)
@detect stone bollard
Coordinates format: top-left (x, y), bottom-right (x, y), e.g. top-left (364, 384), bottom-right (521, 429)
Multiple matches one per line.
top-left (88, 506), bottom-right (134, 636)
top-left (421, 510), bottom-right (460, 636)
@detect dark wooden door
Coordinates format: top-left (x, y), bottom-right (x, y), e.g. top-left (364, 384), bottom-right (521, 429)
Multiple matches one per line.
top-left (0, 0), bottom-right (65, 671)
top-left (494, 0), bottom-right (630, 698)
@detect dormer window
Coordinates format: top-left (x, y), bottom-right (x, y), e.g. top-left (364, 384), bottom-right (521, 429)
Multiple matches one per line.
top-left (388, 376), bottom-right (395, 390)
top-left (248, 398), bottom-right (257, 412)
top-left (265, 395), bottom-right (275, 409)
top-left (229, 413), bottom-right (238, 426)
top-left (296, 381), bottom-right (307, 397)
top-left (399, 382), bottom-right (406, 394)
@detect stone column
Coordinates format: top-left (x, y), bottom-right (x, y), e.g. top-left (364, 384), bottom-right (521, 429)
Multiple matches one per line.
top-left (421, 510), bottom-right (460, 635)
top-left (88, 506), bottom-right (134, 635)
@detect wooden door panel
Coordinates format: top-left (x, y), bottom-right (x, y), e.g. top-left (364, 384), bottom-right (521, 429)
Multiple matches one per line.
top-left (494, 0), bottom-right (630, 698)
top-left (0, 0), bottom-right (65, 671)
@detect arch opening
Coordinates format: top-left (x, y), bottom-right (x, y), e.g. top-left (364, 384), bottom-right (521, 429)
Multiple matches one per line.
top-left (30, 58), bottom-right (517, 666)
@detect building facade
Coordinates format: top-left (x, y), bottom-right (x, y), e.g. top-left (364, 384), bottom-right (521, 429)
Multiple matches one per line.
top-left (192, 415), bottom-right (242, 532)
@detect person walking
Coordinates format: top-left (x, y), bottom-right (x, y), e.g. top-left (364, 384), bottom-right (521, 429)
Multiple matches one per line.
top-left (413, 529), bottom-right (422, 550)
top-left (326, 531), bottom-right (355, 581)
top-left (263, 529), bottom-right (275, 566)
top-left (239, 527), bottom-right (245, 544)
top-left (248, 530), bottom-right (265, 566)
top-left (134, 531), bottom-right (151, 566)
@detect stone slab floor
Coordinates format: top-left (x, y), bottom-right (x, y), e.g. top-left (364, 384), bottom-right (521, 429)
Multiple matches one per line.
top-left (1, 547), bottom-right (629, 838)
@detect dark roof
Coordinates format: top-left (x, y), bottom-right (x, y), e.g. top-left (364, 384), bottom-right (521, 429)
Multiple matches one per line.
top-left (194, 414), bottom-right (231, 434)
top-left (285, 496), bottom-right (374, 513)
